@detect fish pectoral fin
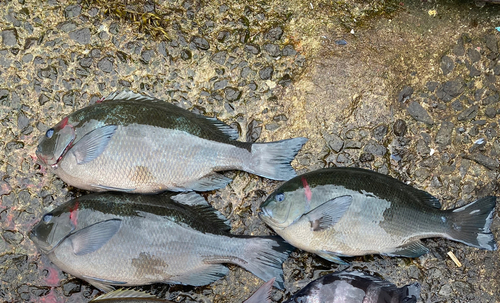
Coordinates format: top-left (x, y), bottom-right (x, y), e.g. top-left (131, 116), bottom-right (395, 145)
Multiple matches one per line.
top-left (173, 264), bottom-right (229, 286)
top-left (185, 173), bottom-right (233, 191)
top-left (83, 275), bottom-right (126, 293)
top-left (71, 125), bottom-right (118, 165)
top-left (306, 195), bottom-right (352, 231)
top-left (316, 250), bottom-right (349, 265)
top-left (91, 289), bottom-right (159, 301)
top-left (69, 219), bottom-right (122, 255)
top-left (384, 241), bottom-right (429, 258)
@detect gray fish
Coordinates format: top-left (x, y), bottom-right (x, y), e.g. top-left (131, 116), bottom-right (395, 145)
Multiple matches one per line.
top-left (285, 271), bottom-right (420, 303)
top-left (36, 90), bottom-right (307, 193)
top-left (259, 167), bottom-right (497, 264)
top-left (30, 192), bottom-right (293, 291)
top-left (90, 289), bottom-right (173, 302)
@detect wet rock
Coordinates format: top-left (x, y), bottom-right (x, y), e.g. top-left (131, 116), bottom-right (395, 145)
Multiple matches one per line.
top-left (62, 280), bottom-right (81, 296)
top-left (23, 37), bottom-right (37, 50)
top-left (416, 138), bottom-right (430, 156)
top-left (244, 44), bottom-right (260, 55)
top-left (393, 119), bottom-right (407, 136)
top-left (465, 153), bottom-right (499, 170)
top-left (64, 4), bottom-right (81, 19)
top-left (2, 230), bottom-right (24, 245)
top-left (282, 44), bottom-right (297, 56)
top-left (453, 36), bottom-right (465, 56)
top-left (325, 133), bottom-right (344, 152)
top-left (469, 65), bottom-right (481, 77)
top-left (265, 26), bottom-right (283, 41)
top-left (263, 43), bottom-right (280, 57)
top-left (57, 21), bottom-right (77, 32)
top-left (0, 181), bottom-right (12, 196)
top-left (1, 28), bottom-right (18, 46)
top-left (79, 57), bottom-right (92, 68)
top-left (246, 119), bottom-right (262, 143)
top-left (17, 113), bottom-right (29, 131)
top-left (467, 48), bottom-right (481, 63)
top-left (97, 56), bottom-right (114, 73)
top-left (426, 81), bottom-right (439, 92)
top-left (435, 121), bottom-right (454, 147)
top-left (69, 28), bottom-right (91, 45)
top-left (485, 106), bottom-right (497, 118)
top-left (436, 79), bottom-right (464, 102)
top-left (451, 100), bottom-right (463, 111)
top-left (440, 55), bottom-right (454, 75)
top-left (38, 66), bottom-right (57, 80)
top-left (439, 284), bottom-right (453, 297)
top-left (407, 101), bottom-right (434, 125)
top-left (259, 66), bottom-right (273, 80)
top-left (211, 52), bottom-right (227, 66)
top-left (62, 91), bottom-right (77, 106)
top-left (224, 87), bottom-right (241, 102)
top-left (397, 86), bottom-right (413, 103)
top-left (190, 36), bottom-right (210, 50)
top-left (457, 105), bottom-right (478, 121)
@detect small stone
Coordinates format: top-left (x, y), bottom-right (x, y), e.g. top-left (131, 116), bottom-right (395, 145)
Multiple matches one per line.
top-left (64, 4), bottom-right (81, 19)
top-left (485, 106), bottom-right (497, 118)
top-left (1, 28), bottom-right (18, 46)
top-left (426, 81), bottom-right (439, 92)
top-left (484, 34), bottom-right (498, 53)
top-left (69, 28), bottom-right (91, 45)
top-left (469, 65), bottom-right (481, 77)
top-left (325, 133), bottom-right (344, 152)
top-left (407, 101), bottom-right (434, 125)
top-left (259, 66), bottom-right (274, 80)
top-left (457, 105), bottom-right (478, 121)
top-left (224, 87), bottom-right (241, 102)
top-left (62, 91), bottom-right (76, 106)
top-left (180, 49), bottom-right (192, 60)
top-left (79, 57), bottom-right (92, 68)
top-left (364, 142), bottom-right (387, 156)
top-left (436, 79), bottom-right (464, 102)
top-left (57, 21), bottom-right (77, 33)
top-left (397, 86), bottom-right (413, 102)
top-left (23, 37), bottom-right (37, 50)
top-left (467, 48), bottom-right (481, 63)
top-left (62, 280), bottom-right (81, 296)
top-left (439, 284), bottom-right (453, 297)
top-left (416, 139), bottom-right (430, 156)
top-left (190, 36), bottom-right (210, 50)
top-left (451, 100), bottom-right (463, 111)
top-left (282, 44), bottom-right (296, 56)
top-left (393, 119), bottom-right (407, 136)
top-left (263, 43), bottom-right (280, 57)
top-left (465, 153), bottom-right (499, 170)
top-left (246, 119), bottom-right (262, 143)
top-left (109, 22), bottom-right (119, 35)
top-left (118, 80), bottom-right (131, 87)
top-left (265, 26), bottom-right (283, 41)
top-left (435, 121), bottom-right (454, 147)
top-left (2, 230), bottom-right (23, 245)
top-left (373, 124), bottom-right (388, 141)
top-left (38, 93), bottom-right (49, 106)
top-left (359, 152), bottom-right (374, 162)
top-left (278, 74), bottom-right (292, 87)
top-left (97, 56), bottom-right (114, 73)
top-left (141, 49), bottom-right (155, 63)
top-left (212, 51), bottom-right (227, 65)
top-left (453, 37), bottom-right (465, 56)
top-left (214, 79), bottom-right (228, 90)
top-left (17, 113), bottom-right (29, 131)
top-left (440, 55), bottom-right (454, 75)
top-left (244, 44), bottom-right (260, 55)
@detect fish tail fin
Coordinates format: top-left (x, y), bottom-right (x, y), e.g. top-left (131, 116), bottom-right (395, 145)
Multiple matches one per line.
top-left (447, 196), bottom-right (497, 250)
top-left (236, 236), bottom-right (294, 290)
top-left (400, 282), bottom-right (421, 303)
top-left (246, 137), bottom-right (308, 180)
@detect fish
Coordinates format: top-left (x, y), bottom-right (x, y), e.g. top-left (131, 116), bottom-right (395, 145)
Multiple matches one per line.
top-left (259, 167), bottom-right (498, 264)
top-left (284, 271), bottom-right (420, 303)
top-left (90, 289), bottom-right (173, 302)
top-left (29, 192), bottom-right (293, 292)
top-left (36, 90), bottom-right (307, 193)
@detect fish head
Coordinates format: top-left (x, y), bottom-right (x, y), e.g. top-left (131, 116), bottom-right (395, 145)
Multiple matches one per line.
top-left (30, 199), bottom-right (80, 254)
top-left (259, 178), bottom-right (310, 230)
top-left (36, 116), bottom-right (76, 167)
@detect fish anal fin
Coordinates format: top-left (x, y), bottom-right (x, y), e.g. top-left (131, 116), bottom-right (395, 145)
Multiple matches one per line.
top-left (185, 173), bottom-right (232, 192)
top-left (306, 195), bottom-right (352, 231)
top-left (384, 241), bottom-right (429, 258)
top-left (70, 219), bottom-right (122, 255)
top-left (82, 275), bottom-right (125, 293)
top-left (91, 289), bottom-right (159, 301)
top-left (173, 264), bottom-right (229, 286)
top-left (91, 184), bottom-right (136, 192)
top-left (72, 125), bottom-right (117, 165)
top-left (316, 250), bottom-right (349, 265)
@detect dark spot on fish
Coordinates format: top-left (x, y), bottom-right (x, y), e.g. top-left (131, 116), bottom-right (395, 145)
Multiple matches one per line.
top-left (131, 166), bottom-right (155, 184)
top-left (131, 252), bottom-right (169, 277)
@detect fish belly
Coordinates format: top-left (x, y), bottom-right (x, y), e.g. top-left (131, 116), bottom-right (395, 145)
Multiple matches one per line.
top-left (57, 125), bottom-right (250, 192)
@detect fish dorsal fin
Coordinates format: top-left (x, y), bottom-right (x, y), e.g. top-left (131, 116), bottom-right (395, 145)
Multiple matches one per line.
top-left (91, 289), bottom-right (160, 301)
top-left (103, 90), bottom-right (157, 103)
top-left (171, 193), bottom-right (231, 232)
top-left (103, 90), bottom-right (239, 140)
top-left (243, 278), bottom-right (275, 303)
top-left (72, 125), bottom-right (117, 165)
top-left (305, 196), bottom-right (352, 231)
top-left (69, 219), bottom-right (122, 255)
top-left (409, 188), bottom-right (441, 208)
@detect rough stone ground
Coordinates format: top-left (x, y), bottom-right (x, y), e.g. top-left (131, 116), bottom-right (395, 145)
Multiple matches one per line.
top-left (0, 0), bottom-right (499, 302)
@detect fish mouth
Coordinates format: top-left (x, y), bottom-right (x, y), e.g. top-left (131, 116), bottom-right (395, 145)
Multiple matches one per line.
top-left (258, 208), bottom-right (287, 230)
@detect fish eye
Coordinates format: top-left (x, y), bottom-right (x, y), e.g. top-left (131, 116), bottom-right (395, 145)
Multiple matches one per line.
top-left (45, 128), bottom-right (54, 138)
top-left (42, 214), bottom-right (53, 223)
top-left (275, 193), bottom-right (285, 202)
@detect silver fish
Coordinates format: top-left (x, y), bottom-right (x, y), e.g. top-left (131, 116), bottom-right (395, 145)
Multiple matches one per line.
top-left (30, 192), bottom-right (293, 291)
top-left (259, 167), bottom-right (497, 264)
top-left (36, 90), bottom-right (307, 193)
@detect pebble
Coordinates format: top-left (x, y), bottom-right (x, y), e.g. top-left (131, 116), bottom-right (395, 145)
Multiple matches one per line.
top-left (265, 26), bottom-right (283, 41)
top-left (364, 141), bottom-right (387, 156)
top-left (467, 48), bottom-right (481, 63)
top-left (141, 49), bottom-right (155, 63)
top-left (64, 4), bottom-right (81, 19)
top-left (282, 44), bottom-right (297, 56)
top-left (1, 29), bottom-right (18, 46)
top-left (372, 124), bottom-right (388, 141)
top-left (246, 119), bottom-right (262, 142)
top-left (440, 55), bottom-right (454, 75)
top-left (325, 133), bottom-right (344, 152)
top-left (214, 79), bottom-right (228, 90)
top-left (244, 44), bottom-right (260, 55)
top-left (407, 101), bottom-right (434, 125)
top-left (2, 230), bottom-right (24, 245)
top-left (69, 28), bottom-right (91, 45)
top-left (465, 153), bottom-right (499, 170)
top-left (97, 56), bottom-right (114, 73)
top-left (62, 280), bottom-right (81, 296)
top-left (397, 86), bottom-right (413, 102)
top-left (457, 105), bottom-right (478, 121)
top-left (259, 66), bottom-right (274, 80)
top-left (263, 43), bottom-right (280, 57)
top-left (484, 34), bottom-right (498, 53)
top-left (436, 79), bottom-right (464, 102)
top-left (191, 36), bottom-right (210, 50)
top-left (224, 87), bottom-right (241, 102)
top-left (359, 152), bottom-right (374, 162)
top-left (435, 121), bottom-right (454, 147)
top-left (393, 119), bottom-right (407, 136)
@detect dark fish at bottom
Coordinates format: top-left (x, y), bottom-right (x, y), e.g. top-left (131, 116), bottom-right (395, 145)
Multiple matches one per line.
top-left (30, 192), bottom-right (293, 291)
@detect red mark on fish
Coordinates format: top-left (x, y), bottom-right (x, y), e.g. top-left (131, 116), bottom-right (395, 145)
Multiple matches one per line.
top-left (301, 176), bottom-right (312, 202)
top-left (59, 116), bottom-right (69, 129)
top-left (69, 200), bottom-right (79, 227)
